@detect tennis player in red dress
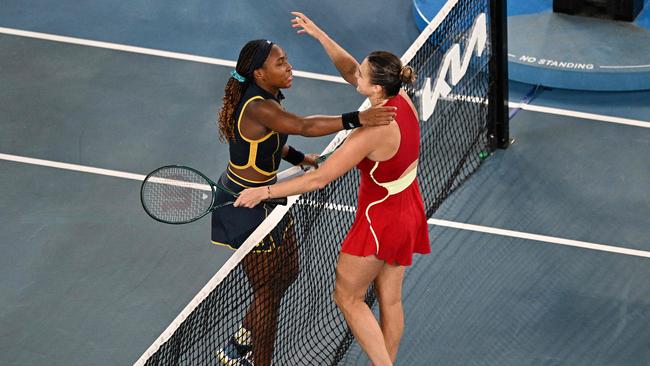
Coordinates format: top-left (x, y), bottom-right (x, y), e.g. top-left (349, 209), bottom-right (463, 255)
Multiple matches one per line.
top-left (341, 91), bottom-right (430, 267)
top-left (235, 12), bottom-right (430, 366)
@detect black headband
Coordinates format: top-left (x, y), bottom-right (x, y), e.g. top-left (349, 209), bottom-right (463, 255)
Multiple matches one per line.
top-left (244, 40), bottom-right (274, 78)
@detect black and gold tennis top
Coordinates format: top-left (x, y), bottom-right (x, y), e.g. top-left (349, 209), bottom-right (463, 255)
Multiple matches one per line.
top-left (227, 82), bottom-right (288, 186)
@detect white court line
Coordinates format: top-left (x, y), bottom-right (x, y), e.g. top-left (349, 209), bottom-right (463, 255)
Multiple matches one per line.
top-left (2, 26), bottom-right (649, 129)
top-left (508, 102), bottom-right (650, 128)
top-left (4, 151), bottom-right (648, 259)
top-left (0, 153), bottom-right (146, 181)
top-left (428, 219), bottom-right (650, 258)
top-left (599, 65), bottom-right (650, 69)
top-left (0, 27), bottom-right (347, 84)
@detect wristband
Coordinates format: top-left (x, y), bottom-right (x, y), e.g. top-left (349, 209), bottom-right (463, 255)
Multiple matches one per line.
top-left (342, 111), bottom-right (361, 130)
top-left (283, 146), bottom-right (305, 166)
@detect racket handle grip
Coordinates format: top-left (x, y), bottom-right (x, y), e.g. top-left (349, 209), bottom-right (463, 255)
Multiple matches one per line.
top-left (316, 151), bottom-right (333, 164)
top-left (263, 197), bottom-right (288, 206)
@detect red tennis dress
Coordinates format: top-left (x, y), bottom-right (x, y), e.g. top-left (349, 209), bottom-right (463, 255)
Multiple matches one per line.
top-left (341, 93), bottom-right (430, 266)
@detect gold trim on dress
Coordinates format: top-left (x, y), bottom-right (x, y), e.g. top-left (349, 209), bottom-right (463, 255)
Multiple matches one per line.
top-left (230, 96), bottom-right (281, 175)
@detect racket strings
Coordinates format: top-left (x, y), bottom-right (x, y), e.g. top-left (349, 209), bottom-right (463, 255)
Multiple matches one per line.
top-left (142, 167), bottom-right (214, 224)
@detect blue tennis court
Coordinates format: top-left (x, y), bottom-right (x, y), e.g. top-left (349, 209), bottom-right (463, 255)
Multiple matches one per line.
top-left (1, 1), bottom-right (648, 365)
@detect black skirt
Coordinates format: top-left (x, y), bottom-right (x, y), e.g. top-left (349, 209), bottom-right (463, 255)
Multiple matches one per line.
top-left (211, 172), bottom-right (284, 252)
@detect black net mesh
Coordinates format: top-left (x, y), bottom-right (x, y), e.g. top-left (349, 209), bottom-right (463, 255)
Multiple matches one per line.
top-left (139, 0), bottom-right (498, 364)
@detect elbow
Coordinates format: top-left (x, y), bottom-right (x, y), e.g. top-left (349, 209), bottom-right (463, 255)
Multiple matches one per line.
top-left (301, 127), bottom-right (321, 138)
top-left (309, 173), bottom-right (328, 191)
top-left (344, 65), bottom-right (359, 84)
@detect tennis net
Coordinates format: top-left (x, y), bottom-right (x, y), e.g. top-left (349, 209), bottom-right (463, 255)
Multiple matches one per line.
top-left (135, 0), bottom-right (508, 364)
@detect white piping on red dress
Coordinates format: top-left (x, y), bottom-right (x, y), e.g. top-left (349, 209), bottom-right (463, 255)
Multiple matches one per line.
top-left (365, 161), bottom-right (418, 254)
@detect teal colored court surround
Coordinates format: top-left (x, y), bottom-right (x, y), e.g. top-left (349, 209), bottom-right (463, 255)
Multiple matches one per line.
top-left (414, 0), bottom-right (650, 91)
top-left (1, 1), bottom-right (649, 364)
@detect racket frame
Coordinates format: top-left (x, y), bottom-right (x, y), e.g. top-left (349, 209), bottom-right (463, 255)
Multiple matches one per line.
top-left (140, 165), bottom-right (217, 225)
top-left (141, 165), bottom-right (287, 225)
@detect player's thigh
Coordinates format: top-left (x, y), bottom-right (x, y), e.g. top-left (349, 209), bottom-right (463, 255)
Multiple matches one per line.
top-left (335, 253), bottom-right (385, 300)
top-left (374, 263), bottom-right (405, 307)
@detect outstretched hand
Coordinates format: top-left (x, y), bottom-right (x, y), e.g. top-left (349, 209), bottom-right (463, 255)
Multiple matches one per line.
top-left (291, 12), bottom-right (323, 39)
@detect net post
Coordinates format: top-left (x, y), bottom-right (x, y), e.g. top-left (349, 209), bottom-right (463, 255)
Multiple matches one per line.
top-left (488, 0), bottom-right (510, 150)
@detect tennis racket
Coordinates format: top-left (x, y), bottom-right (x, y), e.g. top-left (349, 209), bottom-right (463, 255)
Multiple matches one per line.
top-left (140, 165), bottom-right (287, 224)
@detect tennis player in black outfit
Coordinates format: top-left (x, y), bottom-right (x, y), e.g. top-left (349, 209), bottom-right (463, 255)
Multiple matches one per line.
top-left (214, 39), bottom-right (396, 366)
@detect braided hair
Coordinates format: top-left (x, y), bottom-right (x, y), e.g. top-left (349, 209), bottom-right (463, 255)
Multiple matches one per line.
top-left (217, 40), bottom-right (274, 141)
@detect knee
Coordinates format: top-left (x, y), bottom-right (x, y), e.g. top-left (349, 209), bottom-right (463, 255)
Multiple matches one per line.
top-left (332, 290), bottom-right (350, 314)
top-left (332, 287), bottom-right (362, 313)
top-left (275, 262), bottom-right (299, 291)
top-left (375, 286), bottom-right (403, 310)
top-left (270, 252), bottom-right (299, 291)
top-left (378, 295), bottom-right (402, 310)
top-left (332, 289), bottom-right (344, 309)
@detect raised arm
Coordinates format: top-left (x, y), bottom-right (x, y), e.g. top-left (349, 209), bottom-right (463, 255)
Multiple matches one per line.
top-left (291, 12), bottom-right (360, 86)
top-left (247, 99), bottom-right (395, 137)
